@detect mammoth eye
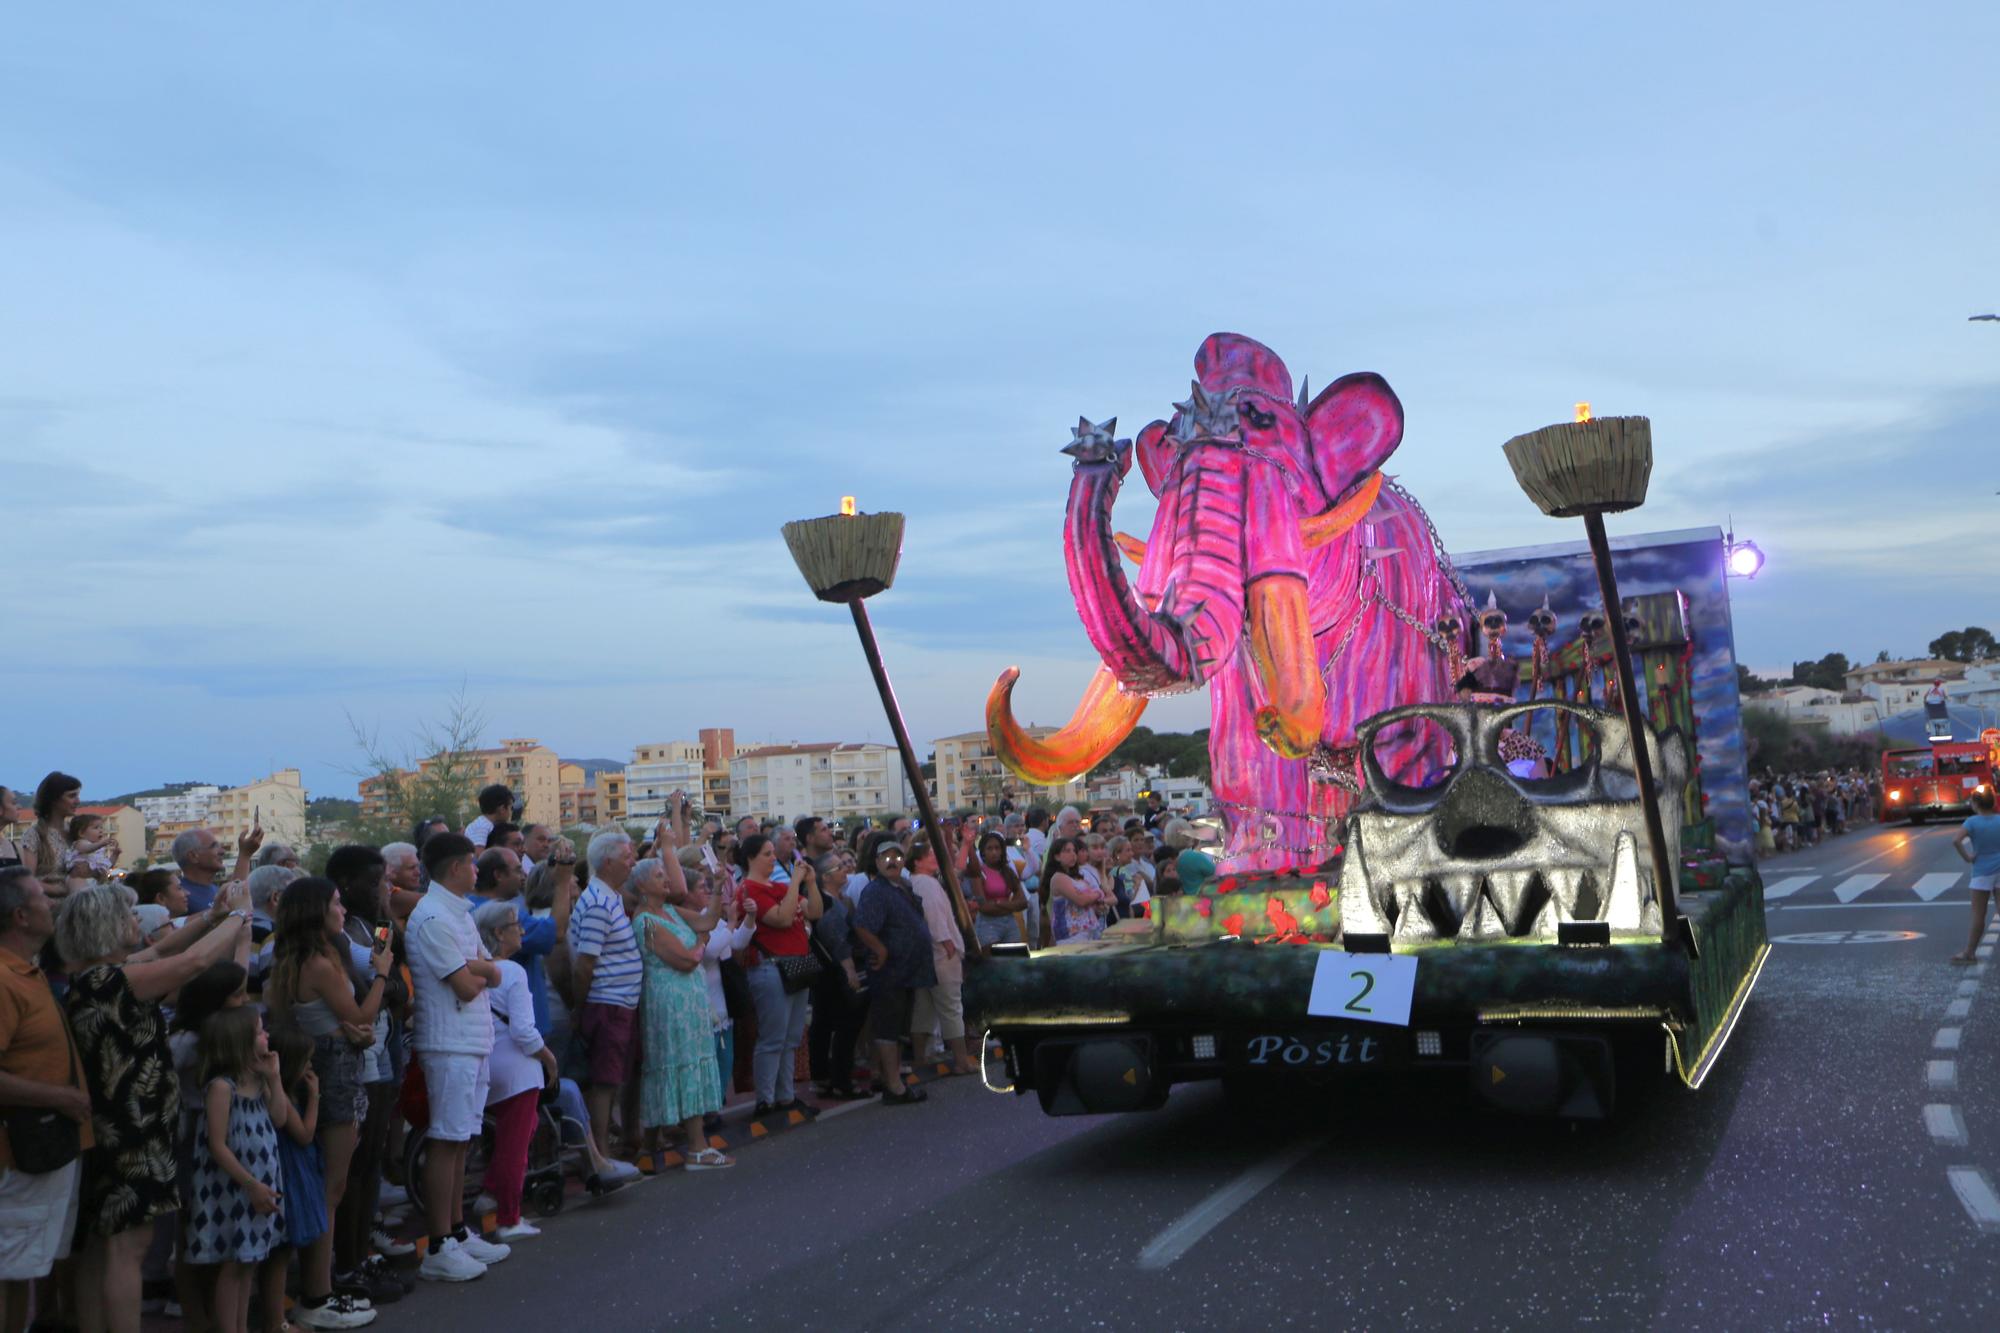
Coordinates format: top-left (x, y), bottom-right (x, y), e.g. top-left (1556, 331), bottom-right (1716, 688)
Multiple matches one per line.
top-left (1241, 400), bottom-right (1277, 430)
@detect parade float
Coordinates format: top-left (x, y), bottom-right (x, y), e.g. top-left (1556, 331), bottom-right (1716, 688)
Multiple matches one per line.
top-left (962, 333), bottom-right (1768, 1119)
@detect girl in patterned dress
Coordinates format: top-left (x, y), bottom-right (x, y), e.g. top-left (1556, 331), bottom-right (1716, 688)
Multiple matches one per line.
top-left (188, 1007), bottom-right (293, 1333)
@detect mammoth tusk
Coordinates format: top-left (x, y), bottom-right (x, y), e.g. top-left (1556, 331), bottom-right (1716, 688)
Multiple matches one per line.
top-left (986, 664), bottom-right (1146, 786)
top-left (1113, 531), bottom-right (1148, 566)
top-left (1247, 574), bottom-right (1326, 759)
top-left (1300, 472), bottom-right (1385, 548)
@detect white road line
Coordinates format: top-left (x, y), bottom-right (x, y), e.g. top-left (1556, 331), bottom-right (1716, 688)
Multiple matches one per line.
top-left (1925, 1104), bottom-right (1969, 1148)
top-left (1834, 873), bottom-right (1890, 902)
top-left (1762, 876), bottom-right (1819, 901)
top-left (1928, 1060), bottom-right (1957, 1091)
top-left (1936, 1028), bottom-right (1963, 1050)
top-left (1914, 873), bottom-right (1963, 901)
top-left (1946, 1167), bottom-right (2000, 1235)
top-left (1957, 979), bottom-right (1981, 998)
top-left (1137, 1136), bottom-right (1326, 1270)
top-left (1767, 900), bottom-right (1960, 913)
top-left (1947, 998), bottom-right (1973, 1019)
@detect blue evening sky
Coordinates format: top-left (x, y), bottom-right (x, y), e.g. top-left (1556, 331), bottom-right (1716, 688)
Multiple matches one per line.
top-left (4, 3), bottom-right (1996, 798)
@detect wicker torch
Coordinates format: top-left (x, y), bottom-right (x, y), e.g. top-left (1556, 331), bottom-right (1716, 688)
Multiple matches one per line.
top-left (781, 499), bottom-right (980, 951)
top-left (1502, 408), bottom-right (1688, 952)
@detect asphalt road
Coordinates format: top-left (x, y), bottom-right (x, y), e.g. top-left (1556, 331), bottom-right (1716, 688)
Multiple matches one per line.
top-left (387, 817), bottom-right (2000, 1331)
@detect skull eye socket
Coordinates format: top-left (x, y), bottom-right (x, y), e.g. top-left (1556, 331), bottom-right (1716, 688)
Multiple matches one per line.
top-left (1368, 714), bottom-right (1458, 792)
top-left (1478, 612), bottom-right (1507, 636)
top-left (1492, 704), bottom-right (1597, 795)
top-left (1239, 399), bottom-right (1277, 431)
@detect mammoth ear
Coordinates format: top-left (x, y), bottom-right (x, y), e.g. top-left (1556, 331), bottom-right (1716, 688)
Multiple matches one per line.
top-left (1303, 372), bottom-right (1403, 499)
top-left (1135, 419), bottom-right (1174, 497)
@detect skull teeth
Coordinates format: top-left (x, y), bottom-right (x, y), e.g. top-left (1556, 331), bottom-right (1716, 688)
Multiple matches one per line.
top-left (1545, 867), bottom-right (1585, 916)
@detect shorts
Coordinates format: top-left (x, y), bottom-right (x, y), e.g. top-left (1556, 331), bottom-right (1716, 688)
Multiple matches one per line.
top-left (578, 1001), bottom-right (639, 1087)
top-left (420, 1053), bottom-right (491, 1143)
top-left (311, 1032), bottom-right (368, 1126)
top-left (1972, 872), bottom-right (1998, 892)
top-left (867, 987), bottom-right (915, 1044)
top-left (0, 1158), bottom-right (80, 1280)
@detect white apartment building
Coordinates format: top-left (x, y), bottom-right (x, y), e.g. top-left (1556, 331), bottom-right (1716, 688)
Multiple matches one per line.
top-left (932, 729), bottom-right (1089, 814)
top-left (625, 741), bottom-right (708, 822)
top-left (1084, 764), bottom-right (1213, 813)
top-left (133, 786), bottom-right (220, 828)
top-left (730, 743), bottom-right (916, 825)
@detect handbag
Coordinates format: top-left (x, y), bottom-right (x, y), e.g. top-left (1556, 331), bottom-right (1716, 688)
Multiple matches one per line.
top-left (775, 949), bottom-right (826, 994)
top-left (4, 1105), bottom-right (80, 1174)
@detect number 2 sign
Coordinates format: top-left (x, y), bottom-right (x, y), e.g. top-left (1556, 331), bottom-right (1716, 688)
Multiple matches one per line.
top-left (1306, 951), bottom-right (1418, 1027)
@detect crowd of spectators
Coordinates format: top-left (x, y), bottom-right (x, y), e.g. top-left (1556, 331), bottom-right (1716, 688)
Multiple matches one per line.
top-left (1749, 769), bottom-right (1881, 855)
top-left (0, 772), bottom-right (1193, 1332)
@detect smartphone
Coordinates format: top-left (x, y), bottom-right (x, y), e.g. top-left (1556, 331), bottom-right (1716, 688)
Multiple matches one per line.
top-left (373, 924), bottom-right (392, 949)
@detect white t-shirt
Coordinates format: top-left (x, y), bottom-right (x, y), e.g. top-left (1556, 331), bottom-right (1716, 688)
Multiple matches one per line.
top-left (465, 815), bottom-right (495, 849)
top-left (406, 884), bottom-right (495, 1057)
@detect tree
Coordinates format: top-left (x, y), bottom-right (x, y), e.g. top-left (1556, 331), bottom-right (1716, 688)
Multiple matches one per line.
top-left (1928, 627), bottom-right (1996, 664)
top-left (1789, 652), bottom-right (1851, 692)
top-left (1736, 664), bottom-right (1779, 695)
top-left (345, 688), bottom-right (490, 846)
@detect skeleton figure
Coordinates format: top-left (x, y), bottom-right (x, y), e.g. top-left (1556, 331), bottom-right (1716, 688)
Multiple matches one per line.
top-left (1527, 595), bottom-right (1557, 699)
top-left (1434, 612), bottom-right (1468, 691)
top-left (1335, 701), bottom-right (1686, 944)
top-left (1456, 590), bottom-right (1518, 701)
top-left (1577, 609), bottom-right (1617, 711)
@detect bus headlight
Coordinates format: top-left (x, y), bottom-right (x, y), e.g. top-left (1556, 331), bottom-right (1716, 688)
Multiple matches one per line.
top-left (1888, 790), bottom-right (1903, 802)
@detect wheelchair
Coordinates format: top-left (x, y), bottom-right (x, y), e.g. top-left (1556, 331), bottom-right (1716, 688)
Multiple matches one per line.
top-left (402, 1080), bottom-right (588, 1221)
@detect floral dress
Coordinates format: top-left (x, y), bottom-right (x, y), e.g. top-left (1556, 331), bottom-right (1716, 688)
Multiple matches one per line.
top-left (1049, 878), bottom-right (1105, 945)
top-left (635, 909), bottom-right (723, 1128)
top-left (185, 1079), bottom-right (284, 1264)
top-left (65, 965), bottom-right (179, 1235)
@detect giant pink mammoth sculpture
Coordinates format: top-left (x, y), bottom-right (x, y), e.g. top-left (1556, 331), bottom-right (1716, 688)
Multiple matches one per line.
top-left (987, 333), bottom-right (1465, 870)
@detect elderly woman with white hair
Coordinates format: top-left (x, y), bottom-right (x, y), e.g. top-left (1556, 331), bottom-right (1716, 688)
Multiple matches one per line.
top-left (471, 900), bottom-right (558, 1239)
top-left (628, 852), bottom-right (731, 1168)
top-left (57, 881), bottom-right (252, 1333)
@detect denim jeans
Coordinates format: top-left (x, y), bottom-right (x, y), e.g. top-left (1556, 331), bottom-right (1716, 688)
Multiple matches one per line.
top-left (744, 960), bottom-right (811, 1105)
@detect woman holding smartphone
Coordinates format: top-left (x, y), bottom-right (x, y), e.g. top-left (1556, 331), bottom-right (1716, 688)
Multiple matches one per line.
top-left (263, 877), bottom-right (395, 1325)
top-left (735, 833), bottom-right (823, 1118)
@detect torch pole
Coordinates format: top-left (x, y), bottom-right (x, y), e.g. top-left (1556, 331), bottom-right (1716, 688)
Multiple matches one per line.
top-left (1582, 511), bottom-right (1685, 949)
top-left (847, 600), bottom-right (983, 956)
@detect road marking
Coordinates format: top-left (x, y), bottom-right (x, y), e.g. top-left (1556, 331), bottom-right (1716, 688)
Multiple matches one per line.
top-left (1947, 998), bottom-right (1973, 1019)
top-left (1957, 979), bottom-right (1981, 997)
top-left (1770, 930), bottom-right (1920, 944)
top-left (1914, 873), bottom-right (1963, 901)
top-left (1925, 1104), bottom-right (1969, 1148)
top-left (1762, 876), bottom-right (1819, 901)
top-left (1929, 1060), bottom-right (1957, 1091)
top-left (1767, 901), bottom-right (1960, 913)
top-left (1137, 1135), bottom-right (1327, 1270)
top-left (1833, 873), bottom-right (1890, 902)
top-left (1946, 1167), bottom-right (2000, 1235)
top-left (1935, 1028), bottom-right (1962, 1050)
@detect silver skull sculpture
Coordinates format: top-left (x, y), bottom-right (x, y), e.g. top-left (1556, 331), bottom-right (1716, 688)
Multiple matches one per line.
top-left (1336, 701), bottom-right (1685, 943)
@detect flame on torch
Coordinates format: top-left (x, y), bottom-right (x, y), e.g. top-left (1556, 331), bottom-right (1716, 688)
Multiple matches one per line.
top-left (1574, 402), bottom-right (1592, 424)
top-left (840, 496), bottom-right (857, 516)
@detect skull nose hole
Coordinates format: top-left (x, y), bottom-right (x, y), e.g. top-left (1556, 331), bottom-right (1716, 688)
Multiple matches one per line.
top-left (1448, 827), bottom-right (1528, 860)
top-left (1432, 768), bottom-right (1538, 862)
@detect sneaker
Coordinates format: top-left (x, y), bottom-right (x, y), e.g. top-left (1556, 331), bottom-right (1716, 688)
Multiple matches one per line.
top-left (417, 1237), bottom-right (486, 1283)
top-left (376, 1183), bottom-right (409, 1208)
top-left (370, 1228), bottom-right (416, 1258)
top-left (359, 1254), bottom-right (414, 1295)
top-left (600, 1158), bottom-right (642, 1184)
top-left (783, 1098), bottom-right (820, 1119)
top-left (472, 1193), bottom-right (498, 1217)
top-left (494, 1220), bottom-right (541, 1241)
top-left (295, 1293), bottom-right (378, 1329)
top-left (458, 1232), bottom-right (511, 1265)
top-left (163, 1302), bottom-right (183, 1320)
top-left (335, 1265), bottom-right (403, 1306)
top-left (751, 1101), bottom-right (774, 1118)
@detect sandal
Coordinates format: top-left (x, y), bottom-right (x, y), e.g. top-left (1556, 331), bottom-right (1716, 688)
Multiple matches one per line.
top-left (1949, 953), bottom-right (1977, 964)
top-left (685, 1147), bottom-right (736, 1170)
top-left (881, 1086), bottom-right (929, 1105)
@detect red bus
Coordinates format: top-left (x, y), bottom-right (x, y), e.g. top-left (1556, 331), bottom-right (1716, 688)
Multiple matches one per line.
top-left (1882, 740), bottom-right (1997, 823)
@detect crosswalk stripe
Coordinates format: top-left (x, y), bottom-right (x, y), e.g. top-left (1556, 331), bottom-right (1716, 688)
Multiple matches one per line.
top-left (1764, 876), bottom-right (1820, 900)
top-left (1915, 873), bottom-right (1964, 901)
top-left (1834, 873), bottom-right (1889, 903)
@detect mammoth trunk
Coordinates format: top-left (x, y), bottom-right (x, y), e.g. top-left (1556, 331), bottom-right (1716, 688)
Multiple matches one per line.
top-left (1065, 453), bottom-right (1247, 694)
